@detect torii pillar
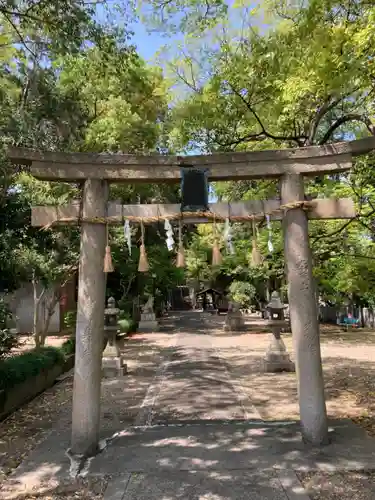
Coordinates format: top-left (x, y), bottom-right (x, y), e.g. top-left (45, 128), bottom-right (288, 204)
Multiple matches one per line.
top-left (282, 174), bottom-right (328, 445)
top-left (71, 179), bottom-right (108, 456)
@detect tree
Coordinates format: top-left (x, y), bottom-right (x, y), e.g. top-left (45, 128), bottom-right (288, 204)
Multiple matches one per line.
top-left (0, 1), bottom-right (182, 338)
top-left (16, 245), bottom-right (79, 347)
top-left (160, 0), bottom-right (375, 312)
top-left (138, 0), bottom-right (228, 33)
top-left (56, 36), bottom-right (171, 154)
top-left (167, 9), bottom-right (375, 152)
top-left (0, 0), bottom-right (108, 56)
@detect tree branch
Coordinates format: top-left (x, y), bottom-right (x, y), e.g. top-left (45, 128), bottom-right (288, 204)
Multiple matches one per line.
top-left (2, 11), bottom-right (37, 58)
top-left (0, 5), bottom-right (47, 25)
top-left (319, 114), bottom-right (375, 145)
top-left (214, 131), bottom-right (266, 148)
top-left (227, 82), bottom-right (306, 145)
top-left (308, 98), bottom-right (332, 145)
top-left (311, 219), bottom-right (355, 244)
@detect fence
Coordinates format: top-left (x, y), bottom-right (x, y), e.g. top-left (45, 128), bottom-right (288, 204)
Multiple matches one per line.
top-left (319, 306), bottom-right (375, 328)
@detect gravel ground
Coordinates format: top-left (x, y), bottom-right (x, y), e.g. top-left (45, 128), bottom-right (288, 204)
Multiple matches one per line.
top-left (0, 379), bottom-right (73, 484)
top-left (0, 335), bottom-right (164, 499)
top-left (215, 320), bottom-right (375, 434)
top-left (10, 478), bottom-right (109, 499)
top-left (297, 471), bottom-right (375, 500)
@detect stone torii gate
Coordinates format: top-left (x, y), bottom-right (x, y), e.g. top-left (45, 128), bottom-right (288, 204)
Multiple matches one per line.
top-left (8, 136), bottom-right (375, 456)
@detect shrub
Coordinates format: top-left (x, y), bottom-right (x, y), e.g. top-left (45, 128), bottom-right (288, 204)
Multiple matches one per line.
top-left (118, 311), bottom-right (136, 333)
top-left (229, 281), bottom-right (257, 309)
top-left (0, 329), bottom-right (20, 359)
top-left (61, 336), bottom-right (75, 356)
top-left (0, 298), bottom-right (19, 358)
top-left (0, 298), bottom-right (11, 329)
top-left (63, 310), bottom-right (77, 331)
top-left (118, 298), bottom-right (133, 316)
top-left (0, 346), bottom-right (65, 392)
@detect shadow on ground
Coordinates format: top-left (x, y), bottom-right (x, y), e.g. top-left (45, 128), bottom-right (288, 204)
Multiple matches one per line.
top-left (3, 418), bottom-right (375, 499)
top-left (2, 311), bottom-right (375, 499)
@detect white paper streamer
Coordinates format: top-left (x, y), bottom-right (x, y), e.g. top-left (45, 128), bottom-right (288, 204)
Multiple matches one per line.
top-left (224, 218), bottom-right (235, 255)
top-left (266, 215), bottom-right (273, 253)
top-left (164, 219), bottom-right (174, 251)
top-left (124, 220), bottom-right (132, 255)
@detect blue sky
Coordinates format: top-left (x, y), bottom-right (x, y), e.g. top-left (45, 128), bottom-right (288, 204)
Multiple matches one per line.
top-left (94, 3), bottom-right (176, 61)
top-left (96, 1), bottom-right (263, 63)
top-left (130, 22), bottom-right (175, 61)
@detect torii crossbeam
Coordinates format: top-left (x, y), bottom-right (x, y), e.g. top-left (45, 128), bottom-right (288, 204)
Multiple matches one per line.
top-left (8, 136), bottom-right (375, 455)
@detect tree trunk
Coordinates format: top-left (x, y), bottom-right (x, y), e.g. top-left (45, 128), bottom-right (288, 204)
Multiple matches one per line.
top-left (32, 275), bottom-right (47, 349)
top-left (39, 288), bottom-right (60, 346)
top-left (32, 276), bottom-right (41, 348)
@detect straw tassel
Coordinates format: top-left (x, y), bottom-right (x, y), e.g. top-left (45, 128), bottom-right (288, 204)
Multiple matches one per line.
top-left (103, 225), bottom-right (114, 273)
top-left (212, 217), bottom-right (222, 266)
top-left (251, 239), bottom-right (263, 267)
top-left (250, 219), bottom-right (263, 267)
top-left (212, 241), bottom-right (223, 266)
top-left (176, 219), bottom-right (185, 268)
top-left (176, 244), bottom-right (185, 268)
top-left (138, 221), bottom-right (149, 272)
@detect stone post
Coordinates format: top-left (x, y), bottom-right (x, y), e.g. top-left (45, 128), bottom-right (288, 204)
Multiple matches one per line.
top-left (71, 179), bottom-right (108, 457)
top-left (224, 301), bottom-right (245, 331)
top-left (138, 295), bottom-right (159, 332)
top-left (281, 174), bottom-right (328, 445)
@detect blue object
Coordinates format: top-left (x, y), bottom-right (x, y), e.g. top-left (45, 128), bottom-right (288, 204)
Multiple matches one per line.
top-left (343, 316), bottom-right (359, 326)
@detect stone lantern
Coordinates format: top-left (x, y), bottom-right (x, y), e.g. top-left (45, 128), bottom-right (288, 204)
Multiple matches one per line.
top-left (102, 297), bottom-right (127, 378)
top-left (264, 291), bottom-right (295, 372)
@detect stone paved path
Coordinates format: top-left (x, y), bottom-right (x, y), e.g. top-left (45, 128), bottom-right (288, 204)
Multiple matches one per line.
top-left (2, 311), bottom-right (375, 499)
top-left (136, 313), bottom-right (261, 426)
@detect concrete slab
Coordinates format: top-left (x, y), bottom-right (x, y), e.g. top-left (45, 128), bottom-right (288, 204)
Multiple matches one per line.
top-left (88, 419), bottom-right (375, 475)
top-left (277, 470), bottom-right (311, 500)
top-left (0, 430), bottom-right (72, 499)
top-left (103, 473), bottom-right (131, 500)
top-left (105, 470), bottom-right (289, 500)
top-left (5, 417), bottom-right (374, 497)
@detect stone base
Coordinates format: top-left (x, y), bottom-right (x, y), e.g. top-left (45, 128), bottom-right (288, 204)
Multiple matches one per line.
top-left (102, 356), bottom-right (127, 378)
top-left (264, 336), bottom-right (295, 372)
top-left (264, 356), bottom-right (295, 373)
top-left (223, 312), bottom-right (245, 332)
top-left (138, 320), bottom-right (159, 332)
top-left (138, 312), bottom-right (159, 333)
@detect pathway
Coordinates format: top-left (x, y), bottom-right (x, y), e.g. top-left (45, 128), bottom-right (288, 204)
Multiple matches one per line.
top-left (1, 311), bottom-right (375, 499)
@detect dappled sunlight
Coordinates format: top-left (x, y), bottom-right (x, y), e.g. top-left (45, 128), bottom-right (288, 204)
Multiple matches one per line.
top-left (184, 458), bottom-right (220, 468)
top-left (2, 311), bottom-right (375, 499)
top-left (99, 310), bottom-right (375, 430)
top-left (1, 461), bottom-right (66, 500)
top-left (145, 437), bottom-right (204, 448)
top-left (94, 417), bottom-right (375, 477)
top-left (14, 462), bottom-right (62, 484)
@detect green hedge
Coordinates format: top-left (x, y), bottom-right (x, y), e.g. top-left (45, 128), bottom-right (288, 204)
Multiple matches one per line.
top-left (61, 336), bottom-right (75, 356)
top-left (0, 346), bottom-right (65, 392)
top-left (0, 324), bottom-right (133, 394)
